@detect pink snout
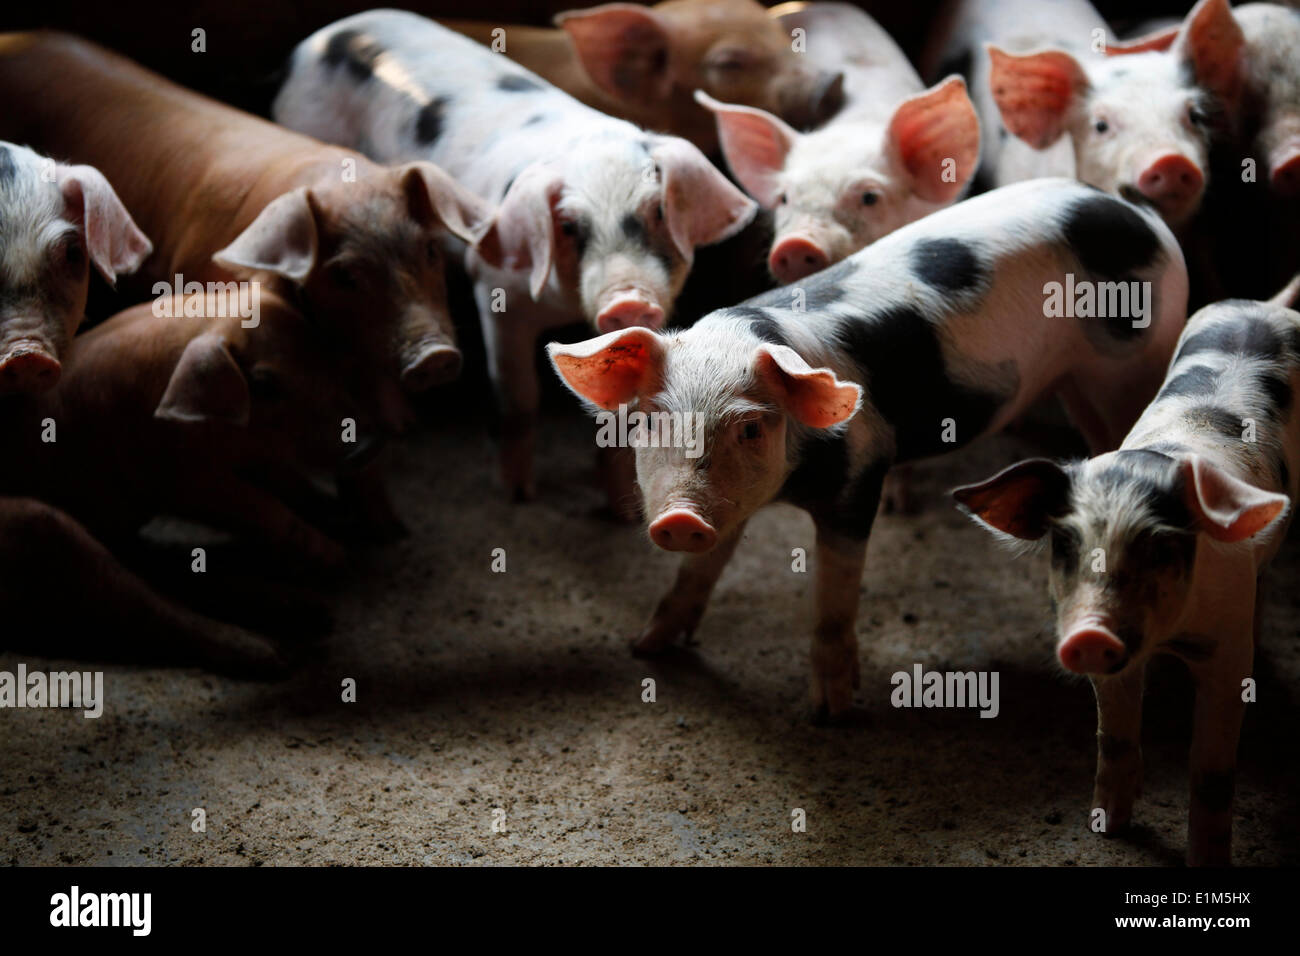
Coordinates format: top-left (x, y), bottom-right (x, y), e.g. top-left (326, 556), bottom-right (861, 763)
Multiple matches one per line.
top-left (596, 292), bottom-right (664, 333)
top-left (1058, 626), bottom-right (1127, 675)
top-left (768, 237), bottom-right (829, 284)
top-left (648, 509), bottom-right (717, 553)
top-left (0, 342), bottom-right (61, 394)
top-left (1271, 147), bottom-right (1300, 196)
top-left (1135, 153), bottom-right (1204, 210)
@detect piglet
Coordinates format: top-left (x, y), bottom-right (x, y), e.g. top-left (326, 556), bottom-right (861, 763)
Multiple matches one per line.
top-left (0, 141), bottom-right (150, 393)
top-left (549, 178), bottom-right (1187, 722)
top-left (698, 3), bottom-right (980, 283)
top-left (953, 275), bottom-right (1300, 865)
top-left (274, 9), bottom-right (757, 501)
top-left (1236, 3), bottom-right (1300, 195)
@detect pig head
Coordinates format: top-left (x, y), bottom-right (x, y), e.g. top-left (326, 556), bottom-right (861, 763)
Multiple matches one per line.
top-left (698, 76), bottom-right (980, 282)
top-left (0, 142), bottom-right (150, 393)
top-left (475, 136), bottom-right (755, 333)
top-left (548, 323), bottom-right (861, 548)
top-left (212, 160), bottom-right (492, 428)
top-left (987, 0), bottom-right (1246, 224)
top-left (555, 0), bottom-right (844, 153)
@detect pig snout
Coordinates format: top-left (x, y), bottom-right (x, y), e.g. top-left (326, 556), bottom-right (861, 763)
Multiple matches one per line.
top-left (1270, 142), bottom-right (1300, 196)
top-left (1134, 153), bottom-right (1204, 214)
top-left (0, 340), bottom-right (62, 394)
top-left (1058, 625), bottom-right (1128, 675)
top-left (595, 289), bottom-right (666, 334)
top-left (648, 508), bottom-right (717, 553)
top-left (769, 236), bottom-right (830, 284)
top-left (401, 343), bottom-right (464, 392)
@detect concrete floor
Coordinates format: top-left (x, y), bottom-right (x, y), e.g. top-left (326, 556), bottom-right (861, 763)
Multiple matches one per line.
top-left (3, 398), bottom-right (1299, 866)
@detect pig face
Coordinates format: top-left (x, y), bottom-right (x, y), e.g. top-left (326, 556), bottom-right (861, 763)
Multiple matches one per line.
top-left (153, 293), bottom-right (366, 472)
top-left (548, 320), bottom-right (861, 549)
top-left (955, 449), bottom-right (1289, 676)
top-left (212, 161), bottom-right (491, 427)
top-left (0, 143), bottom-right (151, 394)
top-left (477, 136), bottom-right (755, 333)
top-left (988, 0), bottom-right (1245, 225)
top-left (556, 0), bottom-right (844, 139)
top-left (699, 78), bottom-right (980, 283)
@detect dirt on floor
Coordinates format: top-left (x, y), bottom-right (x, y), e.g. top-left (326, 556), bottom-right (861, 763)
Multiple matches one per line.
top-left (3, 393), bottom-right (1299, 867)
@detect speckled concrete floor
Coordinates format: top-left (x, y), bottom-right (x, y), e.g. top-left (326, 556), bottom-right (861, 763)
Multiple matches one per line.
top-left (2, 392), bottom-right (1298, 866)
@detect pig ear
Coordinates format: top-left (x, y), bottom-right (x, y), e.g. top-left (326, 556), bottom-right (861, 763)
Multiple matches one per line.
top-left (887, 76), bottom-right (981, 204)
top-left (213, 187), bottom-right (318, 284)
top-left (1181, 455), bottom-right (1289, 543)
top-left (1176, 0), bottom-right (1245, 105)
top-left (694, 90), bottom-right (797, 208)
top-left (1269, 273), bottom-right (1300, 310)
top-left (400, 162), bottom-right (493, 245)
top-left (653, 137), bottom-right (758, 261)
top-left (475, 165), bottom-right (563, 301)
top-left (57, 164), bottom-right (152, 288)
top-left (987, 45), bottom-right (1089, 150)
top-left (546, 327), bottom-right (665, 410)
top-left (755, 344), bottom-right (861, 429)
top-left (952, 458), bottom-right (1071, 541)
top-left (556, 3), bottom-right (674, 103)
top-left (1105, 27), bottom-right (1179, 56)
top-left (154, 333), bottom-right (251, 427)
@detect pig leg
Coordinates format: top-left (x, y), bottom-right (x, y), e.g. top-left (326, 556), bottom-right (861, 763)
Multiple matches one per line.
top-left (478, 287), bottom-right (540, 501)
top-left (632, 522), bottom-right (748, 655)
top-left (1185, 635), bottom-right (1253, 866)
top-left (1089, 664), bottom-right (1146, 835)
top-left (810, 526), bottom-right (868, 724)
top-left (0, 498), bottom-right (286, 676)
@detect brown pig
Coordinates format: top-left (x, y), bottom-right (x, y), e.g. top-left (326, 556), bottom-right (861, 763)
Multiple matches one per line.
top-left (441, 0), bottom-right (845, 155)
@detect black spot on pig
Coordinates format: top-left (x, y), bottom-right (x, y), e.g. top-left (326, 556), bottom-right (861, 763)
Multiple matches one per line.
top-left (1097, 449), bottom-right (1193, 530)
top-left (735, 309), bottom-right (788, 347)
top-left (834, 459), bottom-right (889, 539)
top-left (781, 432), bottom-right (849, 513)
top-left (747, 258), bottom-right (855, 311)
top-left (498, 74), bottom-right (543, 93)
top-left (0, 146), bottom-right (14, 187)
top-left (325, 30), bottom-right (383, 82)
top-left (909, 238), bottom-right (986, 294)
top-left (1158, 364), bottom-right (1219, 400)
top-left (1062, 194), bottom-right (1161, 279)
top-left (1050, 523), bottom-right (1081, 577)
top-left (838, 305), bottom-right (1016, 462)
top-left (1179, 314), bottom-right (1284, 361)
top-left (1182, 404), bottom-right (1245, 442)
top-left (415, 97), bottom-right (450, 145)
top-left (1192, 769), bottom-right (1235, 814)
top-left (1259, 369), bottom-right (1293, 415)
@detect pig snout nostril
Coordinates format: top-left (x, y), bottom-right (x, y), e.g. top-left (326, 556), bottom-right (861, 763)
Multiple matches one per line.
top-left (648, 510), bottom-right (717, 553)
top-left (1058, 627), bottom-right (1127, 675)
top-left (768, 238), bottom-right (829, 284)
top-left (0, 349), bottom-right (62, 394)
top-left (1137, 155), bottom-right (1203, 204)
top-left (597, 298), bottom-right (663, 334)
top-left (402, 346), bottom-right (463, 392)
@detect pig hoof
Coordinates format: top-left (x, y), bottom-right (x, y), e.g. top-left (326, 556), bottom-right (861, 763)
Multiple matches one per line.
top-left (630, 626), bottom-right (682, 656)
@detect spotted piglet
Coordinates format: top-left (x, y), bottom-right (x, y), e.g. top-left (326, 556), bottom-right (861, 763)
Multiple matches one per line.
top-left (0, 141), bottom-right (150, 393)
top-left (548, 179), bottom-right (1187, 722)
top-left (274, 10), bottom-right (756, 500)
top-left (954, 276), bottom-right (1300, 865)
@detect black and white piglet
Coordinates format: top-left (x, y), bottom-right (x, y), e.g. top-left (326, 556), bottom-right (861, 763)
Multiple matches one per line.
top-left (549, 178), bottom-right (1188, 722)
top-left (954, 276), bottom-right (1300, 866)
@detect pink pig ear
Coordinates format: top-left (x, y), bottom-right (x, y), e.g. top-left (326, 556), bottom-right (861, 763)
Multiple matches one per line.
top-left (653, 136), bottom-right (758, 262)
top-left (755, 344), bottom-right (861, 429)
top-left (400, 161), bottom-right (493, 245)
top-left (952, 458), bottom-right (1071, 540)
top-left (57, 164), bottom-right (152, 288)
top-left (547, 327), bottom-right (666, 410)
top-left (694, 90), bottom-right (798, 208)
top-left (1176, 0), bottom-right (1245, 105)
top-left (1182, 456), bottom-right (1290, 543)
top-left (475, 164), bottom-right (564, 301)
top-left (213, 187), bottom-right (318, 284)
top-left (154, 332), bottom-right (251, 427)
top-left (987, 44), bottom-right (1089, 150)
top-left (556, 3), bottom-right (675, 103)
top-left (1269, 273), bottom-right (1300, 310)
top-left (887, 75), bottom-right (981, 204)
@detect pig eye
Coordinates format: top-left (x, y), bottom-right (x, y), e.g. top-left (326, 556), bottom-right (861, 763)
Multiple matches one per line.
top-left (861, 191), bottom-right (879, 207)
top-left (329, 264), bottom-right (358, 289)
top-left (1187, 105), bottom-right (1209, 127)
top-left (656, 204), bottom-right (664, 222)
top-left (777, 193), bottom-right (788, 205)
top-left (1093, 119), bottom-right (1110, 134)
top-left (63, 239), bottom-right (85, 269)
top-left (740, 421), bottom-right (762, 441)
top-left (560, 220), bottom-right (579, 238)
